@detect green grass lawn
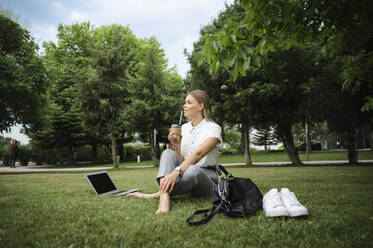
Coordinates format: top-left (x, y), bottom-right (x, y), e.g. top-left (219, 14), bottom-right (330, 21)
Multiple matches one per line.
top-left (1, 166), bottom-right (373, 247)
top-left (218, 149), bottom-right (373, 164)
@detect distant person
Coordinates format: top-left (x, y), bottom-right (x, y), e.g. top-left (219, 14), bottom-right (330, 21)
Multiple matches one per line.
top-left (9, 140), bottom-right (20, 168)
top-left (128, 90), bottom-right (222, 214)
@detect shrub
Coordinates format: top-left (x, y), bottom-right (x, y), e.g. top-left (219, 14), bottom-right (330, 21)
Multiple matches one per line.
top-left (75, 145), bottom-right (93, 162)
top-left (31, 151), bottom-right (44, 165)
top-left (278, 142), bottom-right (322, 151)
top-left (123, 145), bottom-right (152, 161)
top-left (311, 143), bottom-right (322, 151)
top-left (296, 142), bottom-right (322, 151)
top-left (38, 148), bottom-right (69, 165)
top-left (18, 144), bottom-right (33, 166)
top-left (219, 147), bottom-right (240, 155)
top-left (1, 145), bottom-right (9, 166)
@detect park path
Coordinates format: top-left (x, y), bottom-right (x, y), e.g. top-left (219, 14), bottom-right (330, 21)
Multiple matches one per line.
top-left (0, 160), bottom-right (372, 174)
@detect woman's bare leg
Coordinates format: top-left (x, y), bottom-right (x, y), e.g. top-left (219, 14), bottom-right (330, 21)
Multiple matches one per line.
top-left (128, 178), bottom-right (170, 214)
top-left (155, 192), bottom-right (170, 214)
top-left (127, 191), bottom-right (161, 198)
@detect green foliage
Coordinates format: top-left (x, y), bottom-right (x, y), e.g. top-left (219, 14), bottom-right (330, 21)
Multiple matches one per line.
top-left (222, 125), bottom-right (241, 150)
top-left (123, 145), bottom-right (152, 161)
top-left (24, 22), bottom-right (97, 163)
top-left (251, 128), bottom-right (278, 150)
top-left (0, 14), bottom-right (47, 132)
top-left (79, 24), bottom-right (138, 135)
top-left (0, 145), bottom-right (9, 166)
top-left (74, 145), bottom-right (110, 162)
top-left (219, 147), bottom-right (240, 155)
top-left (69, 144), bottom-right (153, 163)
top-left (124, 37), bottom-right (184, 165)
top-left (292, 122), bottom-right (330, 144)
top-left (17, 144), bottom-right (32, 166)
top-left (125, 37), bottom-right (184, 134)
top-left (24, 21), bottom-right (183, 167)
top-left (0, 136), bottom-right (12, 146)
top-left (201, 0), bottom-right (373, 117)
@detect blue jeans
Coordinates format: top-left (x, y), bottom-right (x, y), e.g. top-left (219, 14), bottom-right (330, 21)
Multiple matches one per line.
top-left (9, 154), bottom-right (17, 167)
top-left (156, 149), bottom-right (217, 197)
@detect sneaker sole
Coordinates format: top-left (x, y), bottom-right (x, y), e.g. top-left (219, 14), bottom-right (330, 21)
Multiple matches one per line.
top-left (264, 208), bottom-right (289, 217)
top-left (288, 210), bottom-right (308, 217)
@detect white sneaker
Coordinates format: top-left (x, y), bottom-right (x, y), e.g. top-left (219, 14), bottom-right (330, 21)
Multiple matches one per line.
top-left (262, 188), bottom-right (289, 217)
top-left (279, 188), bottom-right (308, 217)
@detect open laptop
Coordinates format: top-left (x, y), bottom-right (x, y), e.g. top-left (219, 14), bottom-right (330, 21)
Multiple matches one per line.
top-left (85, 171), bottom-right (140, 196)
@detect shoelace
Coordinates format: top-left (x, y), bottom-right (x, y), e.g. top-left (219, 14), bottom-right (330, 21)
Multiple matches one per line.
top-left (287, 192), bottom-right (301, 206)
top-left (265, 192), bottom-right (284, 208)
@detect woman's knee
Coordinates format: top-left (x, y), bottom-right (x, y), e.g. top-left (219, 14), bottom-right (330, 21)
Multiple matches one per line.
top-left (160, 149), bottom-right (178, 162)
top-left (184, 165), bottom-right (202, 177)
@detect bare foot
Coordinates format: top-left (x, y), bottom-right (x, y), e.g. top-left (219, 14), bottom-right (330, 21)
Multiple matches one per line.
top-left (155, 192), bottom-right (170, 214)
top-left (127, 192), bottom-right (161, 199)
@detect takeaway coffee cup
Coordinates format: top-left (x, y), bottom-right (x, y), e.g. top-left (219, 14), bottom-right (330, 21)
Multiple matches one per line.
top-left (170, 124), bottom-right (181, 142)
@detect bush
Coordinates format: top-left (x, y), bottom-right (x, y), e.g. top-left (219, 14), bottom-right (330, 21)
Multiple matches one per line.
top-left (31, 151), bottom-right (44, 165)
top-left (278, 142), bottom-right (322, 151)
top-left (311, 143), bottom-right (322, 151)
top-left (75, 145), bottom-right (94, 162)
top-left (1, 145), bottom-right (9, 167)
top-left (219, 147), bottom-right (240, 155)
top-left (123, 145), bottom-right (152, 161)
top-left (295, 142), bottom-right (322, 151)
top-left (18, 144), bottom-right (33, 166)
top-left (37, 148), bottom-right (69, 165)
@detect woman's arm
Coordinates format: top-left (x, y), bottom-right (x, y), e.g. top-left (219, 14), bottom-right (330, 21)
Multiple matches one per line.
top-left (160, 137), bottom-right (219, 193)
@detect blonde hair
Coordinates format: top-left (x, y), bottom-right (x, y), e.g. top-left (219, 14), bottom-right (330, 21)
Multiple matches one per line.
top-left (188, 90), bottom-right (213, 121)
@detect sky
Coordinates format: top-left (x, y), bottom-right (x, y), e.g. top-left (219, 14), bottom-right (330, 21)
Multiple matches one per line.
top-left (1, 0), bottom-right (234, 144)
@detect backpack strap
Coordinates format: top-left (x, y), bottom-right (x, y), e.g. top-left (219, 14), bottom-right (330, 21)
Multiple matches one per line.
top-left (186, 201), bottom-right (225, 226)
top-left (186, 165), bottom-right (233, 226)
top-left (215, 164), bottom-right (232, 178)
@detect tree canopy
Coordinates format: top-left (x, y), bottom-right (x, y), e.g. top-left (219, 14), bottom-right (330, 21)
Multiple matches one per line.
top-left (0, 14), bottom-right (47, 132)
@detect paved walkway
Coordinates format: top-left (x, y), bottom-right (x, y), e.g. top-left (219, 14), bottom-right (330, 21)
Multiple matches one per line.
top-left (0, 165), bottom-right (114, 174)
top-left (0, 160), bottom-right (372, 174)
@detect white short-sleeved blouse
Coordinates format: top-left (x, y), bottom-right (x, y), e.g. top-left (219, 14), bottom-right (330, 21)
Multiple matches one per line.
top-left (181, 119), bottom-right (222, 167)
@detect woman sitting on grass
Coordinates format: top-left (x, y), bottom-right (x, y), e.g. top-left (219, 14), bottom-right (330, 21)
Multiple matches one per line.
top-left (127, 90), bottom-right (222, 214)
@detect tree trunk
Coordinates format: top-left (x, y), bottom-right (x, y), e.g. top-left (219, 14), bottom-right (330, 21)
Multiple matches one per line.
top-left (150, 129), bottom-right (157, 167)
top-left (240, 127), bottom-right (245, 153)
top-left (111, 133), bottom-right (118, 168)
top-left (305, 121), bottom-right (311, 161)
top-left (347, 130), bottom-right (358, 165)
top-left (242, 122), bottom-right (252, 166)
top-left (117, 137), bottom-right (124, 161)
top-left (280, 125), bottom-right (302, 166)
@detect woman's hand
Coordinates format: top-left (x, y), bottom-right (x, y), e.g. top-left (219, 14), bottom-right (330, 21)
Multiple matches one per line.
top-left (160, 170), bottom-right (180, 193)
top-left (168, 131), bottom-right (182, 151)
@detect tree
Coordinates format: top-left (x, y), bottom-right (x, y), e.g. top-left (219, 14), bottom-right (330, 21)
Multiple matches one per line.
top-left (0, 14), bottom-right (47, 132)
top-left (30, 23), bottom-right (94, 163)
top-left (79, 24), bottom-right (139, 168)
top-left (317, 55), bottom-right (373, 164)
top-left (125, 37), bottom-right (184, 166)
top-left (190, 3), bottom-right (322, 165)
top-left (184, 4), bottom-right (258, 166)
top-left (222, 125), bottom-right (241, 150)
top-left (0, 135), bottom-right (12, 146)
top-left (252, 128), bottom-right (277, 151)
top-left (201, 0), bottom-right (373, 111)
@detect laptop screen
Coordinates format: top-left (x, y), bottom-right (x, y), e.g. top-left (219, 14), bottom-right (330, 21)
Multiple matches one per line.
top-left (87, 172), bottom-right (116, 194)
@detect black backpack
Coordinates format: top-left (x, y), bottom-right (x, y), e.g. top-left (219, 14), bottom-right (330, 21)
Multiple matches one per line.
top-left (186, 165), bottom-right (263, 226)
